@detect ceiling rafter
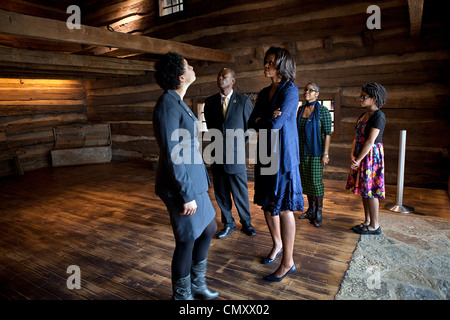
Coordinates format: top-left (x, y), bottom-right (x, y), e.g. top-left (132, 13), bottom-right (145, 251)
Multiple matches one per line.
top-left (0, 47), bottom-right (155, 77)
top-left (0, 9), bottom-right (234, 63)
top-left (407, 0), bottom-right (424, 38)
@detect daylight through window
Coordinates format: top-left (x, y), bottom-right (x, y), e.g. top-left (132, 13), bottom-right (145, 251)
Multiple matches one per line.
top-left (159, 0), bottom-right (184, 17)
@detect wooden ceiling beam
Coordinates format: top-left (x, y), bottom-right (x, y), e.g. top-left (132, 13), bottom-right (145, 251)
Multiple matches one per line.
top-left (407, 0), bottom-right (424, 38)
top-left (0, 10), bottom-right (234, 63)
top-left (0, 47), bottom-right (155, 77)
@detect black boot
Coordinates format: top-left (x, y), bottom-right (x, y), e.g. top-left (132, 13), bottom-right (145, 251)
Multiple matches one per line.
top-left (172, 275), bottom-right (194, 300)
top-left (191, 259), bottom-right (219, 300)
top-left (314, 196), bottom-right (323, 227)
top-left (299, 195), bottom-right (315, 221)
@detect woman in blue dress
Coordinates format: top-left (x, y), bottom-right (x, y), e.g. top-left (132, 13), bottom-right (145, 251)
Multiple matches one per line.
top-left (248, 47), bottom-right (304, 282)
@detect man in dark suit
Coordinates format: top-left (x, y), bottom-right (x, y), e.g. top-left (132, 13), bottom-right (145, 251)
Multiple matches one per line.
top-left (204, 67), bottom-right (256, 239)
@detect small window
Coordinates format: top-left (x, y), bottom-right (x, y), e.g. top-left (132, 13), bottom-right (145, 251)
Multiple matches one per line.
top-left (159, 0), bottom-right (184, 17)
top-left (197, 102), bottom-right (208, 132)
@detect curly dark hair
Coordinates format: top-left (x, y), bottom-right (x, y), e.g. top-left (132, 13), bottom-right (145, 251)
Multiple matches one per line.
top-left (361, 82), bottom-right (387, 108)
top-left (155, 52), bottom-right (185, 91)
top-left (264, 46), bottom-right (296, 82)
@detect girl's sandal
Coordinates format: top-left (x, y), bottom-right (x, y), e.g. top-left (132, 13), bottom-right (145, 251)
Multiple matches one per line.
top-left (351, 223), bottom-right (369, 231)
top-left (357, 226), bottom-right (382, 235)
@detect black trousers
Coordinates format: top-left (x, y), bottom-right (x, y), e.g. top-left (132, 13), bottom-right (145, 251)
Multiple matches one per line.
top-left (211, 165), bottom-right (252, 228)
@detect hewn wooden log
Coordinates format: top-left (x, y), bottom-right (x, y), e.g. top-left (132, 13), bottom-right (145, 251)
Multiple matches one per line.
top-left (51, 146), bottom-right (112, 167)
top-left (0, 88), bottom-right (86, 101)
top-left (0, 0), bottom-right (68, 21)
top-left (0, 68), bottom-right (113, 80)
top-left (0, 78), bottom-right (83, 88)
top-left (86, 84), bottom-right (159, 98)
top-left (88, 105), bottom-right (154, 122)
top-left (0, 77), bottom-right (88, 176)
top-left (86, 90), bottom-right (160, 107)
top-left (0, 34), bottom-right (84, 53)
top-left (4, 114), bottom-right (88, 135)
top-left (340, 117), bottom-right (449, 147)
top-left (328, 142), bottom-right (447, 187)
top-left (109, 122), bottom-right (153, 136)
top-left (51, 124), bottom-right (112, 167)
top-left (82, 0), bottom-right (156, 28)
top-left (13, 152), bottom-right (50, 172)
top-left (339, 83), bottom-right (449, 110)
top-left (112, 137), bottom-right (159, 158)
top-left (149, 2), bottom-right (405, 48)
top-left (53, 124), bottom-right (111, 149)
top-left (407, 0), bottom-right (424, 38)
top-left (0, 100), bottom-right (86, 117)
top-left (0, 10), bottom-right (233, 62)
top-left (0, 47), bottom-right (155, 75)
top-left (6, 130), bottom-right (55, 149)
top-left (85, 73), bottom-right (154, 90)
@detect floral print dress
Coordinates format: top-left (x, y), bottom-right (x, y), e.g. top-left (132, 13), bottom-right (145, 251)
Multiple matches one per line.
top-left (346, 116), bottom-right (385, 199)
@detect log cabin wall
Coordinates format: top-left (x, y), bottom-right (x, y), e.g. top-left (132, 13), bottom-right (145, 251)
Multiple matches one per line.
top-left (84, 0), bottom-right (449, 189)
top-left (85, 74), bottom-right (159, 162)
top-left (0, 0), bottom-right (448, 189)
top-left (0, 79), bottom-right (87, 176)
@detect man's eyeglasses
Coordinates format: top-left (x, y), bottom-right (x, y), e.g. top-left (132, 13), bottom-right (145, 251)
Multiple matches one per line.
top-left (360, 95), bottom-right (371, 101)
top-left (304, 88), bottom-right (317, 93)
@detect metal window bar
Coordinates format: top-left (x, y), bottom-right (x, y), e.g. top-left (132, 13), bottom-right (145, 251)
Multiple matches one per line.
top-left (160, 0), bottom-right (184, 16)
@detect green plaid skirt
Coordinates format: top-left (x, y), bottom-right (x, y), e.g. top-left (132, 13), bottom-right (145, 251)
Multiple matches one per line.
top-left (299, 154), bottom-right (324, 196)
top-left (298, 115), bottom-right (330, 196)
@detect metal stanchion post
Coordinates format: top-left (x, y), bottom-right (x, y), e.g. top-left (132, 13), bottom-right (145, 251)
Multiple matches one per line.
top-left (385, 130), bottom-right (414, 213)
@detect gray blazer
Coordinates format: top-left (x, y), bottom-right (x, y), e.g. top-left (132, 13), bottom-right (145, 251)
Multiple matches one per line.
top-left (153, 90), bottom-right (210, 203)
top-left (204, 91), bottom-right (253, 174)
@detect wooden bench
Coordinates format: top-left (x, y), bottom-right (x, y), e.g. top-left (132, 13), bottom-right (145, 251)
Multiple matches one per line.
top-left (51, 124), bottom-right (112, 167)
top-left (0, 127), bottom-right (25, 175)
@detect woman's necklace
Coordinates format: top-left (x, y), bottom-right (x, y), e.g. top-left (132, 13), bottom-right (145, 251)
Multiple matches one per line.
top-left (303, 100), bottom-right (316, 118)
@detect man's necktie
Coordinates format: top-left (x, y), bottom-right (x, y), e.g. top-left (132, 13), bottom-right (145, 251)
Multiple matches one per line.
top-left (222, 97), bottom-right (228, 118)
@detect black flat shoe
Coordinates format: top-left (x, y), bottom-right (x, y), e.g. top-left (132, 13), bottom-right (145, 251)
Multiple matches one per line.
top-left (216, 226), bottom-right (236, 239)
top-left (242, 225), bottom-right (256, 236)
top-left (298, 210), bottom-right (314, 220)
top-left (351, 223), bottom-right (369, 231)
top-left (262, 248), bottom-right (283, 264)
top-left (264, 264), bottom-right (297, 282)
top-left (356, 226), bottom-right (382, 235)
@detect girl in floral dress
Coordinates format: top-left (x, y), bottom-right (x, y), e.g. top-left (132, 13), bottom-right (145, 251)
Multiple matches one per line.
top-left (346, 82), bottom-right (387, 235)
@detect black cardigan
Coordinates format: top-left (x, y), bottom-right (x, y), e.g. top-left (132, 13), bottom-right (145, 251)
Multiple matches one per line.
top-left (357, 109), bottom-right (386, 144)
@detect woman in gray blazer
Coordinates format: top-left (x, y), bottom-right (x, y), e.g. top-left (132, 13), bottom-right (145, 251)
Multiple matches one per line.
top-left (153, 52), bottom-right (218, 300)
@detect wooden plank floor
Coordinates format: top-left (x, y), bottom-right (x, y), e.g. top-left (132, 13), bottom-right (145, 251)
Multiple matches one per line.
top-left (0, 161), bottom-right (447, 300)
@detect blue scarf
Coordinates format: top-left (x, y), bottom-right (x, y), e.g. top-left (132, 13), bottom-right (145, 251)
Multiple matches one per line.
top-left (299, 100), bottom-right (322, 156)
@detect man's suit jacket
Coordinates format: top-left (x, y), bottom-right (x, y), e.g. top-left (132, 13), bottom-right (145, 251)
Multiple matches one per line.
top-left (153, 90), bottom-right (210, 203)
top-left (204, 91), bottom-right (253, 174)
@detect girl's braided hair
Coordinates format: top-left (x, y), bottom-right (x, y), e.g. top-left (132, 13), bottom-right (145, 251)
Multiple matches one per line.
top-left (361, 82), bottom-right (387, 108)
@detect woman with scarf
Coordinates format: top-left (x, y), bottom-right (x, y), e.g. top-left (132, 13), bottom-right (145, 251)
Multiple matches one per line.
top-left (248, 46), bottom-right (304, 282)
top-left (297, 82), bottom-right (332, 227)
